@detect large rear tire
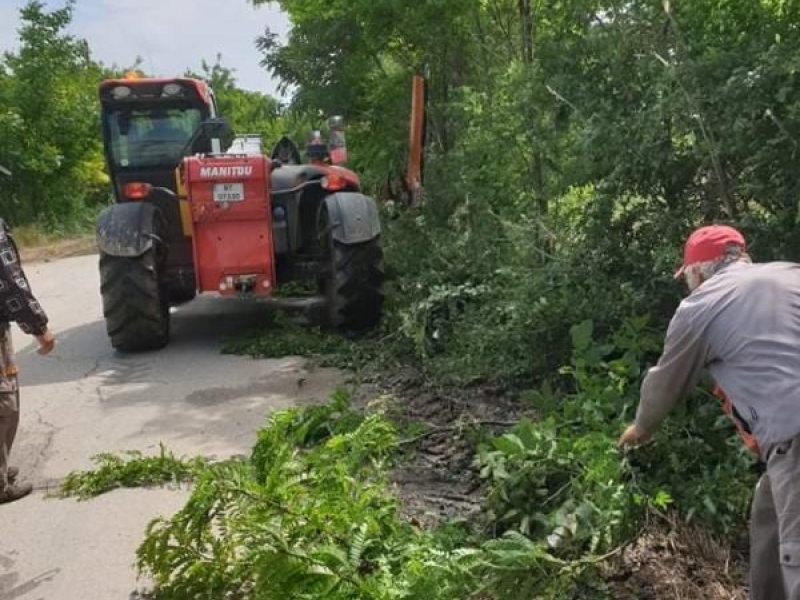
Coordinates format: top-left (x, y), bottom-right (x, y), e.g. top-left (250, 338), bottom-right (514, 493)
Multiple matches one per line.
top-left (324, 237), bottom-right (384, 332)
top-left (99, 248), bottom-right (170, 351)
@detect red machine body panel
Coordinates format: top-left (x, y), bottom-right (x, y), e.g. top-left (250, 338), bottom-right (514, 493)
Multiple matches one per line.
top-left (183, 154), bottom-right (276, 296)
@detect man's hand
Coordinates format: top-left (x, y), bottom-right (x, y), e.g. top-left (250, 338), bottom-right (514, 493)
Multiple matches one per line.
top-left (35, 329), bottom-right (55, 355)
top-left (618, 423), bottom-right (650, 449)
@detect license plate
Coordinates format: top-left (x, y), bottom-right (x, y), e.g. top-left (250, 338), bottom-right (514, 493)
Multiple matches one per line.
top-left (213, 182), bottom-right (244, 203)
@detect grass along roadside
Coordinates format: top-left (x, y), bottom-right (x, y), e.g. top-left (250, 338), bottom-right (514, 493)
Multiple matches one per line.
top-left (11, 217), bottom-right (99, 264)
top-left (12, 223), bottom-right (96, 264)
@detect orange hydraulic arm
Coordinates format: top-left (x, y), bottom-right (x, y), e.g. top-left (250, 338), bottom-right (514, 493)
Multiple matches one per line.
top-left (406, 73), bottom-right (426, 207)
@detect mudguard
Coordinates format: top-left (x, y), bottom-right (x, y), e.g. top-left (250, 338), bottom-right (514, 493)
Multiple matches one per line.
top-left (96, 202), bottom-right (164, 258)
top-left (323, 192), bottom-right (381, 245)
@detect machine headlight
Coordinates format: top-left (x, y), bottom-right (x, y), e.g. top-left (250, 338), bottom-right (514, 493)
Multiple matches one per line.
top-left (162, 83), bottom-right (183, 96)
top-left (111, 85), bottom-right (132, 99)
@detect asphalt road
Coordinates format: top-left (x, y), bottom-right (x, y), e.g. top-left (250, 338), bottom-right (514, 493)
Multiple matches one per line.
top-left (0, 253), bottom-right (344, 600)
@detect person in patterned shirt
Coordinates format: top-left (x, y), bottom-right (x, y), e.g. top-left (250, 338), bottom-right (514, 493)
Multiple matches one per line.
top-left (0, 217), bottom-right (54, 504)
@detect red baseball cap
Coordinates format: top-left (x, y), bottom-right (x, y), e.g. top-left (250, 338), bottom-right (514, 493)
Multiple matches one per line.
top-left (674, 225), bottom-right (746, 279)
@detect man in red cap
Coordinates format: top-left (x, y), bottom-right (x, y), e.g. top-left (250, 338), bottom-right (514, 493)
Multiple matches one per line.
top-left (619, 224), bottom-right (800, 600)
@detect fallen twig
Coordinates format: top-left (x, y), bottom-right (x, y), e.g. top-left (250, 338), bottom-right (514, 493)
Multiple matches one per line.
top-left (398, 419), bottom-right (520, 446)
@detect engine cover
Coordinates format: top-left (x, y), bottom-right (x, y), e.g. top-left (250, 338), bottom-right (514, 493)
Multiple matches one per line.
top-left (183, 154), bottom-right (275, 296)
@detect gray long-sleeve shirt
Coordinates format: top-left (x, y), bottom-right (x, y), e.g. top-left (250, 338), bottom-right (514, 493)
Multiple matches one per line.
top-left (635, 261), bottom-right (800, 455)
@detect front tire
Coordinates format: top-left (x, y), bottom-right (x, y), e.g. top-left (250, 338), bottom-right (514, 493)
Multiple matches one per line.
top-left (99, 248), bottom-right (170, 351)
top-left (324, 237), bottom-right (384, 332)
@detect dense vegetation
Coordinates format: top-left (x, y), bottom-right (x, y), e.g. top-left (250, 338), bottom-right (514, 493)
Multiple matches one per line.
top-left (14, 0), bottom-right (800, 596)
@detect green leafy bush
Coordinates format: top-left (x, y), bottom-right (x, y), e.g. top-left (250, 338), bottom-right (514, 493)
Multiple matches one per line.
top-left (476, 317), bottom-right (755, 564)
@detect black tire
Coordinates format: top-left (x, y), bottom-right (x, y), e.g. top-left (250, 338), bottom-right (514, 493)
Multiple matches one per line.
top-left (324, 237), bottom-right (385, 332)
top-left (167, 286), bottom-right (196, 306)
top-left (99, 248), bottom-right (170, 351)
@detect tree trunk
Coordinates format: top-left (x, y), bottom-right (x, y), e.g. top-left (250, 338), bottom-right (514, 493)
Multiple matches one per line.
top-left (518, 0), bottom-right (534, 65)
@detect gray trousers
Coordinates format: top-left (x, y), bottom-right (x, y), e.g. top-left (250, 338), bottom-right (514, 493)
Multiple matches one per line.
top-left (750, 436), bottom-right (800, 600)
top-left (0, 384), bottom-right (19, 492)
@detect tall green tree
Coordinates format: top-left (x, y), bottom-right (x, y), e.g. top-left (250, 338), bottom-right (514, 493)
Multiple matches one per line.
top-left (251, 0), bottom-right (480, 188)
top-left (0, 0), bottom-right (106, 226)
top-left (249, 0), bottom-right (800, 379)
top-left (184, 54), bottom-right (285, 143)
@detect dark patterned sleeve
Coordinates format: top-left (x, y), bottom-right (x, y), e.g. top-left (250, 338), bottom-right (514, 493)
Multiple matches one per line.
top-left (0, 220), bottom-right (49, 336)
